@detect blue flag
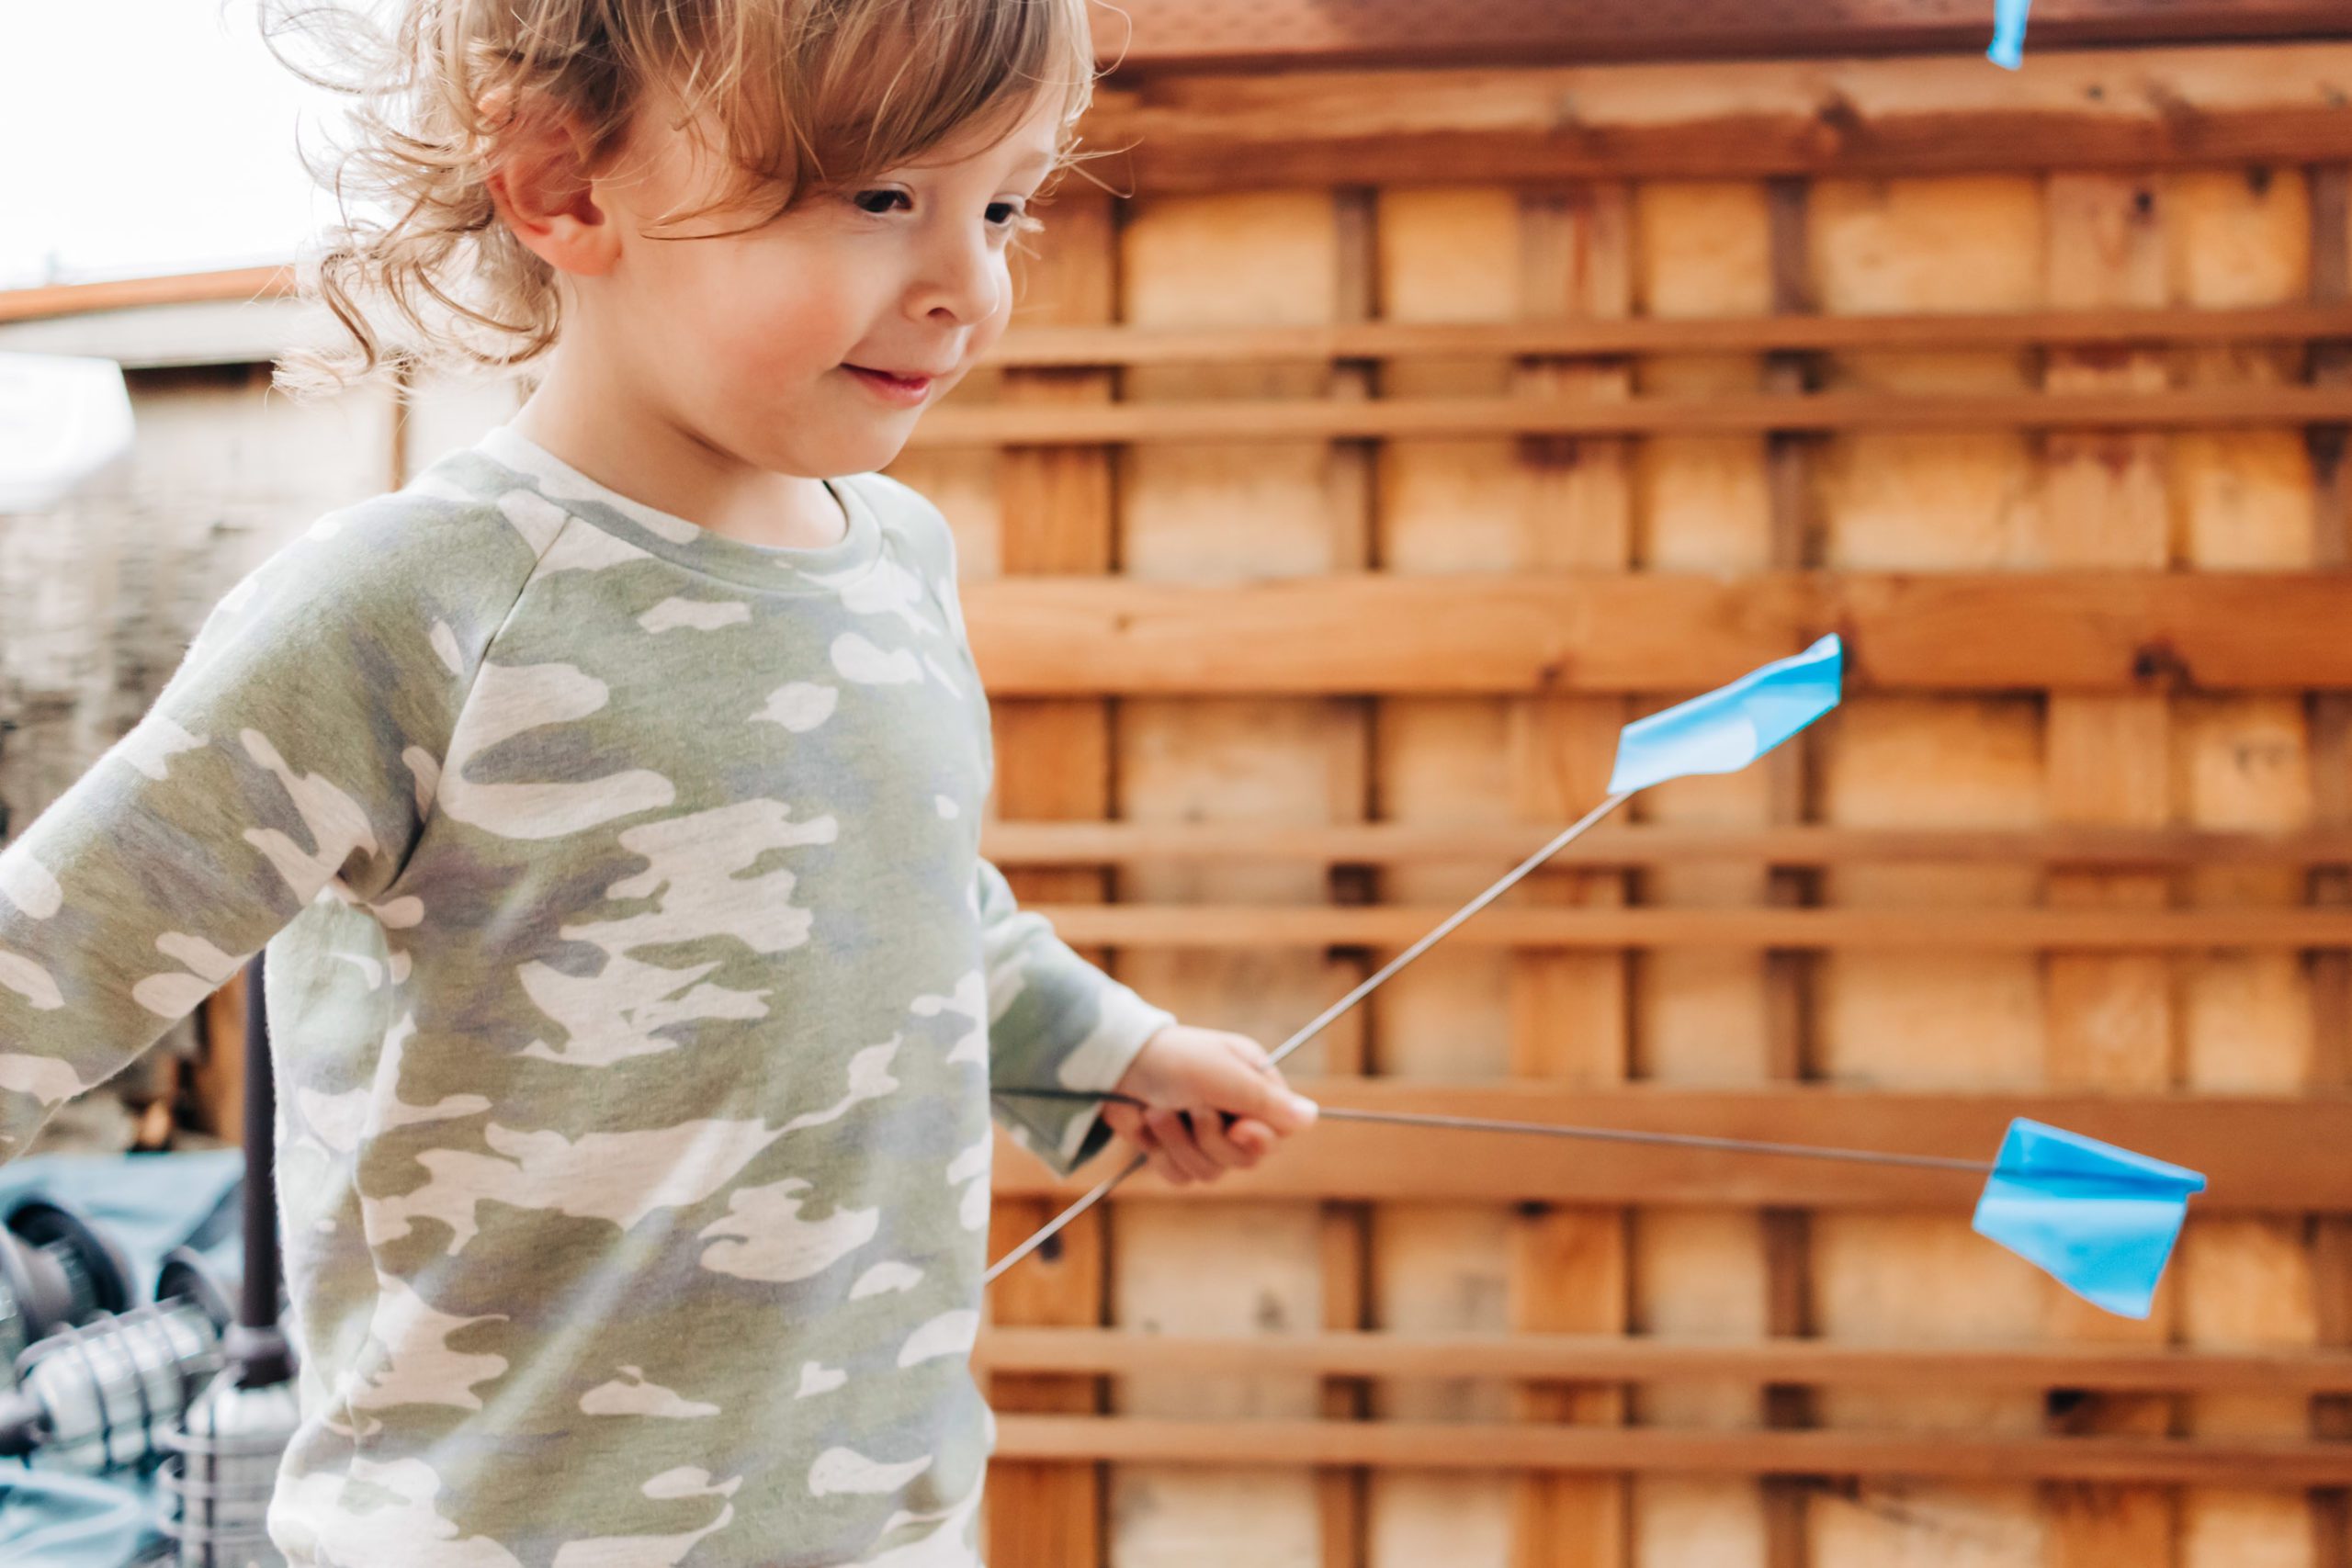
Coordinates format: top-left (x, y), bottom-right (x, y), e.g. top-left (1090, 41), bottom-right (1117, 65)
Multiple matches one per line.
top-left (1988, 0), bottom-right (2031, 68)
top-left (1971, 1119), bottom-right (2206, 1318)
top-left (1607, 634), bottom-right (1843, 795)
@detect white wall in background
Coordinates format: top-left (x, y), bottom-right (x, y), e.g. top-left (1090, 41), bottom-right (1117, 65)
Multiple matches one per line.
top-left (0, 1), bottom-right (352, 288)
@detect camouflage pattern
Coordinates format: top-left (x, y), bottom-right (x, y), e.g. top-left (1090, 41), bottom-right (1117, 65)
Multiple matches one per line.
top-left (0, 423), bottom-right (1172, 1565)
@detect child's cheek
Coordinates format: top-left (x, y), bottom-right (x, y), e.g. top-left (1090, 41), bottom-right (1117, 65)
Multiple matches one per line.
top-left (967, 306), bottom-right (1010, 363)
top-left (729, 277), bottom-right (860, 381)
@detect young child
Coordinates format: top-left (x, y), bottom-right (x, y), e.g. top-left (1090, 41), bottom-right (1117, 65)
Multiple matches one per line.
top-left (0, 0), bottom-right (1318, 1561)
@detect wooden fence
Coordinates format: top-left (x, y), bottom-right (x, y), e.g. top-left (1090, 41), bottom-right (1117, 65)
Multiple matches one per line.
top-left (4, 32), bottom-right (2352, 1568)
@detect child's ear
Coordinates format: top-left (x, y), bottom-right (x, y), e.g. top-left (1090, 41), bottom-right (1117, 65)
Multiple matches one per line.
top-left (483, 94), bottom-right (618, 277)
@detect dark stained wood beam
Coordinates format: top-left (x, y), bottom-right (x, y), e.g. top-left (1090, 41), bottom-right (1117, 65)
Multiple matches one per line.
top-left (1092, 0), bottom-right (2352, 73)
top-left (1078, 42), bottom-right (2352, 187)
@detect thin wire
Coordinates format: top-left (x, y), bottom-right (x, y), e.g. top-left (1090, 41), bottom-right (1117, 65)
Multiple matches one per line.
top-left (1265, 791), bottom-right (1635, 1076)
top-left (982, 794), bottom-right (1634, 1285)
top-left (991, 1087), bottom-right (1993, 1174)
top-left (991, 1086), bottom-right (2197, 1193)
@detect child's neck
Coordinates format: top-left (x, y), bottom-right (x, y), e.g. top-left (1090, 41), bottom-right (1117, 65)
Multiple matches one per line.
top-left (508, 351), bottom-right (848, 551)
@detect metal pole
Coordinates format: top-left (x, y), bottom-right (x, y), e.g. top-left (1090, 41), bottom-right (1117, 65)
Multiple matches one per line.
top-left (984, 792), bottom-right (1636, 1285)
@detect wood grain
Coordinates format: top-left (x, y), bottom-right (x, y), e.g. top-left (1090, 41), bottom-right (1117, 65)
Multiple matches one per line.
top-left (978, 821), bottom-right (2352, 868)
top-left (1092, 0), bottom-right (2352, 73)
top-left (987, 306), bottom-right (2352, 367)
top-left (992, 1416), bottom-right (2352, 1486)
top-left (910, 384), bottom-right (2352, 446)
top-left (972, 1328), bottom-right (2352, 1394)
top-left (1083, 44), bottom-right (2352, 187)
top-left (989, 1081), bottom-right (2352, 1211)
top-left (963, 571), bottom-right (2352, 694)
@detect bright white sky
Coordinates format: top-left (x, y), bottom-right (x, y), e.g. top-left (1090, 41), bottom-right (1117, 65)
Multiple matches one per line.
top-left (0, 2), bottom-right (351, 288)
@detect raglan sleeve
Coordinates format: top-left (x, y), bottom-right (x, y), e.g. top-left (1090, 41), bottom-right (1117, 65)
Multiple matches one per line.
top-left (895, 479), bottom-right (1176, 1179)
top-left (0, 493), bottom-right (514, 1163)
top-left (975, 857), bottom-right (1175, 1179)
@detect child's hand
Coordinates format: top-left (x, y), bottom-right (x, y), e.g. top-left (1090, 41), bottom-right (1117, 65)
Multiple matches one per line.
top-left (1102, 1024), bottom-right (1319, 1185)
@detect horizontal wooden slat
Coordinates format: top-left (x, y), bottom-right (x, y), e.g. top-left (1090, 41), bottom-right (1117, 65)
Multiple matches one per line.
top-left (988, 1082), bottom-right (2352, 1210)
top-left (1095, 0), bottom-right (2352, 73)
top-left (971, 1327), bottom-right (2352, 1394)
top-left (992, 305), bottom-right (2352, 367)
top-left (1082, 43), bottom-right (2352, 187)
top-left (11, 262), bottom-right (2346, 375)
top-left (963, 572), bottom-right (2352, 694)
top-left (6, 271), bottom-right (2344, 365)
top-left (993, 1416), bottom-right (2352, 1485)
top-left (915, 386), bottom-right (2352, 446)
top-left (0, 265), bottom-right (292, 325)
top-left (979, 822), bottom-right (2352, 868)
top-left (1029, 906), bottom-right (2352, 949)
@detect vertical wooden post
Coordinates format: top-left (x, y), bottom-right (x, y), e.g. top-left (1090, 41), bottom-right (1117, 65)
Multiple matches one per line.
top-left (195, 975), bottom-right (251, 1145)
top-left (2039, 167), bottom-right (2180, 1568)
top-left (1502, 181), bottom-right (1634, 1568)
top-left (983, 188), bottom-right (1122, 1568)
top-left (2304, 158), bottom-right (2352, 1568)
top-left (1321, 184), bottom-right (1381, 1568)
top-left (1807, 172), bottom-right (2050, 1568)
top-left (1630, 172), bottom-right (1785, 1568)
top-left (1760, 173), bottom-right (1822, 1568)
top-left (1358, 179), bottom-right (1628, 1565)
top-left (1111, 186), bottom-right (1358, 1566)
top-left (2170, 160), bottom-right (2324, 1568)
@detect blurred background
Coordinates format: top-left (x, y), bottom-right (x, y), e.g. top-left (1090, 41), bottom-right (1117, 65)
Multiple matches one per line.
top-left (7, 3), bottom-right (2352, 1565)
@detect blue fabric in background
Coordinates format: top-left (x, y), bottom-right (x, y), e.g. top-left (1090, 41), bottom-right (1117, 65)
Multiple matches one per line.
top-left (1971, 1119), bottom-right (2207, 1319)
top-left (1989, 0), bottom-right (2032, 68)
top-left (1606, 634), bottom-right (1844, 795)
top-left (0, 1149), bottom-right (248, 1568)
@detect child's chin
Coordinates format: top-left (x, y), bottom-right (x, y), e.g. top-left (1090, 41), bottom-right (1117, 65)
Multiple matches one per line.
top-left (820, 425), bottom-right (916, 472)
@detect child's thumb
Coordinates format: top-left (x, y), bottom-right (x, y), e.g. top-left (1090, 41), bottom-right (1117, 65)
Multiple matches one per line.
top-left (1229, 1061), bottom-right (1318, 1132)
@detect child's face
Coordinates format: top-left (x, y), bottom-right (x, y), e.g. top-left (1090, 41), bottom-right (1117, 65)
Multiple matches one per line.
top-left (571, 90), bottom-right (1064, 478)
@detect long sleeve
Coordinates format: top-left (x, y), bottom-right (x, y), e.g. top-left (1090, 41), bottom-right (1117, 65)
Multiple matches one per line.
top-left (882, 472), bottom-right (1178, 1177)
top-left (978, 857), bottom-right (1174, 1179)
top-left (0, 492), bottom-right (530, 1160)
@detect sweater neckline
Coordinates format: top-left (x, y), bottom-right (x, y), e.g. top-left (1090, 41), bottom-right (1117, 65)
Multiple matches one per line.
top-left (470, 423), bottom-right (884, 594)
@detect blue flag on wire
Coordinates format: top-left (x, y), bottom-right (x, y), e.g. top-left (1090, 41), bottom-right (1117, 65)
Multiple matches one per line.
top-left (1607, 634), bottom-right (1844, 795)
top-left (1971, 1119), bottom-right (2207, 1318)
top-left (1988, 0), bottom-right (2031, 68)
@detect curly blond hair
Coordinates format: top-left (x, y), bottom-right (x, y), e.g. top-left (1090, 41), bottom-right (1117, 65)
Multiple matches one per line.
top-left (261, 0), bottom-right (1114, 397)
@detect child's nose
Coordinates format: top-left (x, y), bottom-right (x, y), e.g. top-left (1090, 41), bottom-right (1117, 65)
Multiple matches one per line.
top-left (912, 236), bottom-right (1004, 327)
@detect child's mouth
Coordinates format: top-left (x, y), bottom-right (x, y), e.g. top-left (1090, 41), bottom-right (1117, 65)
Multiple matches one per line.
top-left (842, 364), bottom-right (934, 405)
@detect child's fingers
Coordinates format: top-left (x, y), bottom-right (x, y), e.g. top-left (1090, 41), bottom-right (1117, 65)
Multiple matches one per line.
top-left (1142, 1127), bottom-right (1196, 1185)
top-left (1227, 1116), bottom-right (1274, 1156)
top-left (1110, 1105), bottom-right (1195, 1185)
top-left (1130, 1125), bottom-right (1184, 1185)
top-left (1146, 1107), bottom-right (1218, 1181)
top-left (1193, 1111), bottom-right (1262, 1170)
top-left (1102, 1100), bottom-right (1148, 1146)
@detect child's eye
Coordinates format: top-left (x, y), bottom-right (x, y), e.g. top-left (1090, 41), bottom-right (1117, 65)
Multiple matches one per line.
top-left (846, 187), bottom-right (1030, 236)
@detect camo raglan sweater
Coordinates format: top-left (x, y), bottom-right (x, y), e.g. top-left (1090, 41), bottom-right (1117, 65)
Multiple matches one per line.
top-left (0, 423), bottom-right (1174, 1566)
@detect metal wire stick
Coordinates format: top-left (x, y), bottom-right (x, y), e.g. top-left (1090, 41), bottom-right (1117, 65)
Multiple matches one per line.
top-left (991, 1087), bottom-right (1995, 1175)
top-left (983, 792), bottom-right (1635, 1285)
top-left (994, 1087), bottom-right (2199, 1194)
